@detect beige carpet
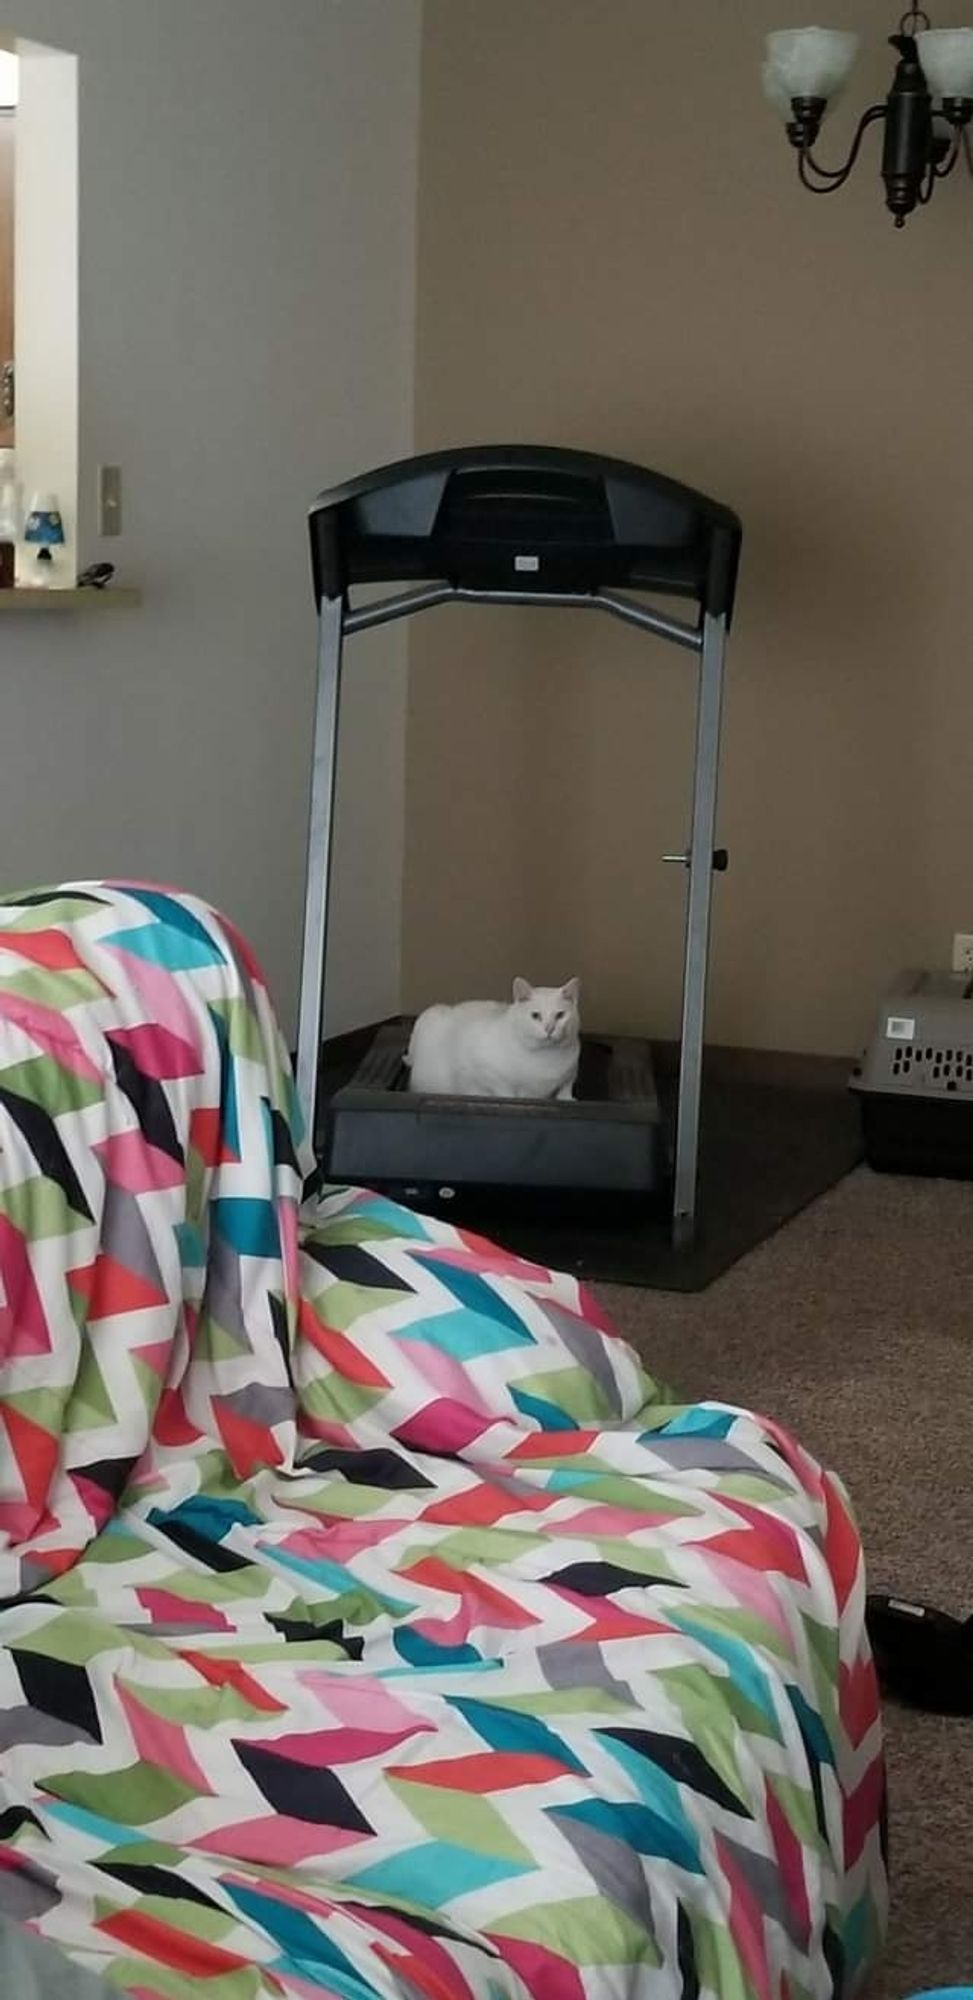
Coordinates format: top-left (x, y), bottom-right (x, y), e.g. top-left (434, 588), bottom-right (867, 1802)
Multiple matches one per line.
top-left (596, 1165), bottom-right (973, 2000)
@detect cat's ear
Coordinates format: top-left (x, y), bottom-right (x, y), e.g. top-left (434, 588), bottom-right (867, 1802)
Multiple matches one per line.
top-left (562, 977), bottom-right (580, 1005)
top-left (512, 977), bottom-right (532, 1003)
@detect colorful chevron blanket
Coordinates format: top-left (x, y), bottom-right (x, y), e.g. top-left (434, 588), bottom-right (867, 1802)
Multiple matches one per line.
top-left (0, 884), bottom-right (886, 2000)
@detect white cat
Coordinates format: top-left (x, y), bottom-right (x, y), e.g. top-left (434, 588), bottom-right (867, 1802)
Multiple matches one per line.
top-left (405, 977), bottom-right (581, 1101)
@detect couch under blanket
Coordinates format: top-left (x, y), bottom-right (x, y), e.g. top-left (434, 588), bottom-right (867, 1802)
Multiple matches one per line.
top-left (0, 883), bottom-right (887, 2000)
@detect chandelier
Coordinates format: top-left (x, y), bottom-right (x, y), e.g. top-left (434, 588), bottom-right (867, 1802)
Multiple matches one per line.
top-left (762, 13), bottom-right (973, 224)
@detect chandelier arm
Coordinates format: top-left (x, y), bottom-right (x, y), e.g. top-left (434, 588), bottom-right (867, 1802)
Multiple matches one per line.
top-left (798, 103), bottom-right (887, 191)
top-left (930, 122), bottom-right (963, 180)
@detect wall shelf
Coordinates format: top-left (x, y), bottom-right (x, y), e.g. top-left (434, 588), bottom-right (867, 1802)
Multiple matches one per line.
top-left (0, 586), bottom-right (141, 611)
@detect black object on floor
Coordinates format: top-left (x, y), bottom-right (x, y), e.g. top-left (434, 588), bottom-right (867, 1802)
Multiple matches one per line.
top-left (867, 1593), bottom-right (973, 1716)
top-left (313, 1025), bottom-right (861, 1291)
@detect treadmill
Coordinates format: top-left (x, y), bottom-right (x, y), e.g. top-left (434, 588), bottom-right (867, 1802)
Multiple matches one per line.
top-left (296, 445), bottom-right (742, 1248)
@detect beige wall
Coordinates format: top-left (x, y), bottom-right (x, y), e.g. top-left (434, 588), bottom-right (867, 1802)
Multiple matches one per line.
top-left (405, 0), bottom-right (973, 1057)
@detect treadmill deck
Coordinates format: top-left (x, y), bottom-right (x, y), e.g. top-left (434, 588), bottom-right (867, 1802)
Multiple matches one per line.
top-left (322, 1022), bottom-right (667, 1206)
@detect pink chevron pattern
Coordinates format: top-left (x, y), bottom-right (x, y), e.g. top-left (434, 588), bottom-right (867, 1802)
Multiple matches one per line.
top-left (0, 881), bottom-right (887, 2000)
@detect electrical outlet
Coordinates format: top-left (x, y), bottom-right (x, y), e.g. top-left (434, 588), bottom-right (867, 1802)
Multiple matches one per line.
top-left (98, 465), bottom-right (122, 537)
top-left (952, 932), bottom-right (973, 974)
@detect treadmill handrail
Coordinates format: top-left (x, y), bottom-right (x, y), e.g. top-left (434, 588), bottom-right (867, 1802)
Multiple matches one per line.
top-left (343, 582), bottom-right (703, 653)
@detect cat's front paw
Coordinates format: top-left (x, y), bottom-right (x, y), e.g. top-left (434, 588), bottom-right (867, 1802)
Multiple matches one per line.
top-left (555, 1083), bottom-right (575, 1101)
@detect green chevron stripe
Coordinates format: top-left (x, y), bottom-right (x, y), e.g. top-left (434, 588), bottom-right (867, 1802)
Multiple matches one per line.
top-left (692, 1913), bottom-right (752, 2000)
top-left (406, 1526), bottom-right (546, 1568)
top-left (591, 1537), bottom-right (679, 1579)
top-left (0, 895), bottom-right (109, 929)
top-left (658, 1663), bottom-right (782, 1745)
top-left (117, 1677), bottom-right (279, 1729)
top-left (465, 1686), bottom-right (633, 1719)
top-left (208, 996), bottom-right (268, 1064)
top-left (518, 1365), bottom-right (616, 1423)
top-left (389, 1778), bottom-right (533, 1863)
top-left (285, 1479), bottom-right (391, 1518)
top-left (3, 1385), bottom-right (71, 1432)
top-left (303, 1278), bottom-right (411, 1333)
top-left (64, 1350), bottom-right (118, 1430)
top-left (493, 1894), bottom-right (661, 1966)
top-left (101, 1957), bottom-right (264, 2000)
top-left (13, 1611), bottom-right (172, 1665)
top-left (0, 1175), bottom-right (92, 1236)
top-left (0, 1053), bottom-right (105, 1114)
top-left (310, 1216), bottom-right (403, 1245)
top-left (1, 965), bottom-right (109, 1008)
top-left (770, 1773), bottom-right (828, 1852)
top-left (77, 1528), bottom-right (155, 1567)
top-left (652, 1667), bottom-right (747, 1798)
top-left (300, 1373), bottom-right (386, 1425)
top-left (47, 1758), bottom-right (200, 1823)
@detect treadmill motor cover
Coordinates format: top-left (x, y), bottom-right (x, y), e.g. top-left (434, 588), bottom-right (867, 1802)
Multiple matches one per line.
top-left (309, 444), bottom-right (741, 614)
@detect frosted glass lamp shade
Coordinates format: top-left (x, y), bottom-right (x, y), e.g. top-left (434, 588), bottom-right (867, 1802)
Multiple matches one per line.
top-left (764, 27), bottom-right (860, 105)
top-left (761, 60), bottom-right (796, 120)
top-left (916, 28), bottom-right (973, 99)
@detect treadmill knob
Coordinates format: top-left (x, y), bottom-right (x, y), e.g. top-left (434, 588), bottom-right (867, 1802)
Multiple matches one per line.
top-left (662, 848), bottom-right (730, 871)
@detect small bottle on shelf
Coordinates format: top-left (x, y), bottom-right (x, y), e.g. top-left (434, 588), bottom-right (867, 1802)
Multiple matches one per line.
top-left (24, 492), bottom-right (66, 587)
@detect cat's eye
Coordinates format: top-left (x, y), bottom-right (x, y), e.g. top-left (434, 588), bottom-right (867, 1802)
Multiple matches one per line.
top-left (531, 1011), bottom-right (541, 1021)
top-left (555, 1011), bottom-right (565, 1022)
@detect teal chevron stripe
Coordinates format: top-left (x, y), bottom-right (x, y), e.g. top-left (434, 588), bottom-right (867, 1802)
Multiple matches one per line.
top-left (450, 1696), bottom-right (588, 1773)
top-left (102, 921), bottom-right (224, 972)
top-left (175, 1220), bottom-right (207, 1269)
top-left (224, 1885), bottom-right (367, 1991)
top-left (417, 1260), bottom-right (535, 1337)
top-left (397, 1308), bottom-right (534, 1359)
top-left (152, 1494), bottom-right (262, 1541)
top-left (44, 1802), bottom-right (146, 1847)
top-left (668, 1611), bottom-right (782, 1728)
top-left (350, 1838), bottom-right (533, 1901)
top-left (595, 1735), bottom-right (704, 1871)
top-left (208, 1007), bottom-right (241, 1158)
top-left (264, 1544), bottom-right (413, 1615)
top-left (393, 1629), bottom-right (491, 1669)
top-left (115, 889), bottom-right (228, 956)
top-left (787, 1684), bottom-right (836, 1767)
top-left (646, 1408), bottom-right (737, 1440)
top-left (351, 1194), bottom-right (433, 1238)
top-left (211, 1198), bottom-right (281, 1258)
top-left (511, 1386), bottom-right (579, 1431)
top-left (552, 1795), bottom-right (704, 1871)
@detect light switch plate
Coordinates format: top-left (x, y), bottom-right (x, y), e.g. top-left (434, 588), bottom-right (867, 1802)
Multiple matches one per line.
top-left (99, 464), bottom-right (122, 537)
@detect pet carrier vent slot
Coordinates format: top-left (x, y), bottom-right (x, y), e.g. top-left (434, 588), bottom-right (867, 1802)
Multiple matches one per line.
top-left (889, 1039), bottom-right (973, 1088)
